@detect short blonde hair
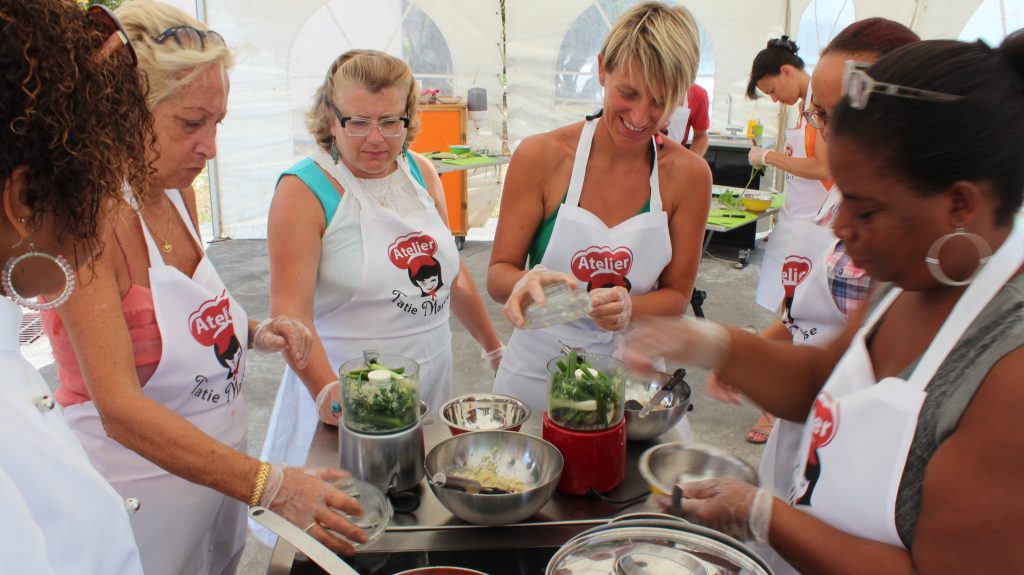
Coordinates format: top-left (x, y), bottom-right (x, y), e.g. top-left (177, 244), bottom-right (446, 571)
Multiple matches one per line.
top-left (600, 2), bottom-right (700, 129)
top-left (307, 50), bottom-right (420, 154)
top-left (116, 0), bottom-right (234, 109)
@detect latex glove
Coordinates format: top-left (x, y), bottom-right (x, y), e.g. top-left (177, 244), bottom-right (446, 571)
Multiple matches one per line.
top-left (253, 316), bottom-right (313, 369)
top-left (748, 145), bottom-right (769, 167)
top-left (481, 346), bottom-right (504, 371)
top-left (263, 465), bottom-right (368, 556)
top-left (589, 286), bottom-right (631, 332)
top-left (503, 265), bottom-right (578, 328)
top-left (656, 478), bottom-right (774, 545)
top-left (705, 371), bottom-right (744, 405)
top-left (623, 315), bottom-right (731, 375)
top-left (314, 381), bottom-right (341, 426)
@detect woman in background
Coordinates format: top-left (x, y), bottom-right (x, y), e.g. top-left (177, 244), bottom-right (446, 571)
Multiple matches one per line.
top-left (0, 1), bottom-right (146, 571)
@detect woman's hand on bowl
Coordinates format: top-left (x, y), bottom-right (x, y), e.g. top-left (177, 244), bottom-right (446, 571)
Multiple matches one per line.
top-left (655, 477), bottom-right (773, 545)
top-left (253, 315), bottom-right (313, 369)
top-left (266, 466), bottom-right (367, 556)
top-left (504, 266), bottom-right (578, 328)
top-left (589, 286), bottom-right (631, 331)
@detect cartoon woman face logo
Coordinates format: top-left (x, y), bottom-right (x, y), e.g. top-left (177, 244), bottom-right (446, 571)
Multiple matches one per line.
top-left (409, 256), bottom-right (443, 298)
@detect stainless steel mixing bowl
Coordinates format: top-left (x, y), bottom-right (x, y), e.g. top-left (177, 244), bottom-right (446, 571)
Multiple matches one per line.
top-left (424, 430), bottom-right (563, 525)
top-left (639, 442), bottom-right (758, 495)
top-left (623, 378), bottom-right (691, 441)
top-left (439, 394), bottom-right (530, 435)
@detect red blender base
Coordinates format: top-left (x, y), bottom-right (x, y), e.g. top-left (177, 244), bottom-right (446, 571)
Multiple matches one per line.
top-left (542, 412), bottom-right (626, 495)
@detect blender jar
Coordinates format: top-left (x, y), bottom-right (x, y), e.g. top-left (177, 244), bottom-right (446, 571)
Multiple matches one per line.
top-left (340, 351), bottom-right (420, 434)
top-left (523, 282), bottom-right (591, 329)
top-left (546, 350), bottom-right (625, 431)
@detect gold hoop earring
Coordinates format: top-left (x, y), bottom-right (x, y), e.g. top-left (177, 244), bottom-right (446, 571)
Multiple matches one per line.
top-left (925, 226), bottom-right (993, 287)
top-left (2, 236), bottom-right (75, 310)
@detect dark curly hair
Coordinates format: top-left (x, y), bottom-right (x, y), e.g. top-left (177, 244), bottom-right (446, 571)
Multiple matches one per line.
top-left (0, 0), bottom-right (152, 252)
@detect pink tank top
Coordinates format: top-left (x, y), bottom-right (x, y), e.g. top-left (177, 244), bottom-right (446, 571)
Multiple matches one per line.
top-left (41, 232), bottom-right (162, 407)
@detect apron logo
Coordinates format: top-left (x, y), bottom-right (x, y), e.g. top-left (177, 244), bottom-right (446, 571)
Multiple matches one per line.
top-left (794, 392), bottom-right (839, 506)
top-left (570, 246), bottom-right (634, 292)
top-left (188, 290), bottom-right (243, 404)
top-left (785, 143), bottom-right (795, 157)
top-left (387, 231), bottom-right (450, 318)
top-left (781, 255), bottom-right (813, 335)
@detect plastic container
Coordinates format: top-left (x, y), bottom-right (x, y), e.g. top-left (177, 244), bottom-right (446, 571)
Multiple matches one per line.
top-left (326, 476), bottom-right (392, 546)
top-left (339, 352), bottom-right (420, 434)
top-left (523, 282), bottom-right (591, 329)
top-left (448, 144), bottom-right (472, 155)
top-left (546, 351), bottom-right (625, 431)
top-left (741, 193), bottom-right (773, 212)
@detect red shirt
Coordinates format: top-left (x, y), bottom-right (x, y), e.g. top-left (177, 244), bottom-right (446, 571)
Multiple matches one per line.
top-left (682, 84), bottom-right (710, 145)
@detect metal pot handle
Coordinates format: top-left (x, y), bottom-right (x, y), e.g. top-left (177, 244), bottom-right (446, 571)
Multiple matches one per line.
top-left (248, 506), bottom-right (359, 575)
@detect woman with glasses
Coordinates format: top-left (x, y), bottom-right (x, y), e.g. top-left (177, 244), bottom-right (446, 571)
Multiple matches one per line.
top-left (258, 49), bottom-right (501, 479)
top-left (0, 0), bottom-right (146, 571)
top-left (488, 2), bottom-right (710, 421)
top-left (627, 31), bottom-right (1024, 573)
top-left (38, 2), bottom-right (368, 573)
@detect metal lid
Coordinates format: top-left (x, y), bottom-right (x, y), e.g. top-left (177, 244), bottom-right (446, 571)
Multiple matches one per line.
top-left (327, 476), bottom-right (393, 546)
top-left (546, 517), bottom-right (771, 575)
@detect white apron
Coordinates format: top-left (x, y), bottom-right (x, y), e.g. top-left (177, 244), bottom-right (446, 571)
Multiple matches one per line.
top-left (768, 224), bottom-right (1024, 574)
top-left (665, 94), bottom-right (691, 144)
top-left (756, 90), bottom-right (832, 311)
top-left (65, 189), bottom-right (249, 575)
top-left (0, 298), bottom-right (144, 574)
top-left (494, 117), bottom-right (681, 435)
top-left (260, 154), bottom-right (459, 473)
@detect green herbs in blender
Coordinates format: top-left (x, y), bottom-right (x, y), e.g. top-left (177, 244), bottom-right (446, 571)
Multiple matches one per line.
top-left (342, 363), bottom-right (419, 433)
top-left (548, 350), bottom-right (623, 430)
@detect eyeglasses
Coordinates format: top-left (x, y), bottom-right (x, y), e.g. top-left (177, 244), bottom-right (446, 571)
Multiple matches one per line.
top-left (842, 60), bottom-right (962, 110)
top-left (87, 4), bottom-right (138, 67)
top-left (331, 105), bottom-right (409, 138)
top-left (802, 108), bottom-right (828, 131)
top-left (153, 25), bottom-right (225, 50)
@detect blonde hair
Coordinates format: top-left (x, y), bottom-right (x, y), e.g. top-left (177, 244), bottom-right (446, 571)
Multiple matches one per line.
top-left (307, 49), bottom-right (420, 154)
top-left (600, 2), bottom-right (701, 129)
top-left (116, 0), bottom-right (234, 109)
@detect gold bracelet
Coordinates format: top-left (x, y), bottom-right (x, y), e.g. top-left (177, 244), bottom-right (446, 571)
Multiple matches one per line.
top-left (248, 461), bottom-right (272, 507)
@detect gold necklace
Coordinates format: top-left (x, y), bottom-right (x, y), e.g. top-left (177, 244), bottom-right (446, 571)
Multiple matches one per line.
top-left (143, 197), bottom-right (175, 254)
top-left (373, 171), bottom-right (395, 208)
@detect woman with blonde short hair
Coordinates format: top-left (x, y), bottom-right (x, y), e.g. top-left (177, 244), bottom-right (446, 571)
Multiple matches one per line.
top-left (40, 2), bottom-right (368, 573)
top-left (487, 2), bottom-right (711, 422)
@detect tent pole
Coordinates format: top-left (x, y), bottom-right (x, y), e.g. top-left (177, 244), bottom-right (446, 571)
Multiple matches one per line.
top-left (773, 0), bottom-right (792, 193)
top-left (194, 0), bottom-right (223, 240)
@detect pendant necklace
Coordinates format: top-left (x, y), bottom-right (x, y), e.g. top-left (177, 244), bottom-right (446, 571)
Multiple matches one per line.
top-left (144, 197), bottom-right (175, 254)
top-left (374, 170), bottom-right (395, 208)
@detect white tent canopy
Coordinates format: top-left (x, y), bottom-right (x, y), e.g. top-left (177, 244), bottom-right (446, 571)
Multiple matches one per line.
top-left (187, 0), bottom-right (1021, 239)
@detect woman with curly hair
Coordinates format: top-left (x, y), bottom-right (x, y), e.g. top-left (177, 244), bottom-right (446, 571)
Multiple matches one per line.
top-left (38, 1), bottom-right (366, 573)
top-left (0, 0), bottom-right (147, 571)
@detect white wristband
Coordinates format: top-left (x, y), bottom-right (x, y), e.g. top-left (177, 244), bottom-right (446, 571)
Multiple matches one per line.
top-left (481, 345), bottom-right (505, 361)
top-left (760, 148), bottom-right (772, 166)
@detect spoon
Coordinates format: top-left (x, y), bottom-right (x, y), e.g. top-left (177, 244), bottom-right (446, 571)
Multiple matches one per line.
top-left (429, 472), bottom-right (510, 495)
top-left (624, 368), bottom-right (687, 415)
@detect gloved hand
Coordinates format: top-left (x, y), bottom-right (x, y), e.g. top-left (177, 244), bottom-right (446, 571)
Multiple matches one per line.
top-left (589, 286), bottom-right (631, 331)
top-left (263, 465), bottom-right (367, 556)
top-left (705, 370), bottom-right (744, 405)
top-left (748, 145), bottom-right (771, 167)
top-left (253, 316), bottom-right (313, 369)
top-left (314, 381), bottom-right (341, 426)
top-left (623, 315), bottom-right (731, 375)
top-left (481, 346), bottom-right (504, 371)
top-left (503, 265), bottom-right (578, 328)
top-left (656, 478), bottom-right (774, 545)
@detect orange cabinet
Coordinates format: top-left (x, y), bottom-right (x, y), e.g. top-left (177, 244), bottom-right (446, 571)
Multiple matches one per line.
top-left (410, 104), bottom-right (467, 242)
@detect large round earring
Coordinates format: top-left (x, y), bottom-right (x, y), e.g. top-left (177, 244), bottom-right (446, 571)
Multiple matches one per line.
top-left (925, 226), bottom-right (993, 287)
top-left (330, 138), bottom-right (340, 164)
top-left (2, 237), bottom-right (75, 311)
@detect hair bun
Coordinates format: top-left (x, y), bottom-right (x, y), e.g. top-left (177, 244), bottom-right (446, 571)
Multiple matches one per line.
top-left (998, 29), bottom-right (1024, 90)
top-left (767, 35), bottom-right (800, 54)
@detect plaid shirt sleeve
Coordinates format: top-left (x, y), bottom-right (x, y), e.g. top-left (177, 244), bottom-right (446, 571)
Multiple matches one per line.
top-left (817, 199), bottom-right (870, 317)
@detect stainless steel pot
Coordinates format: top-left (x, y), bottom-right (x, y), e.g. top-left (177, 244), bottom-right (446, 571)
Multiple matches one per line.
top-left (546, 513), bottom-right (773, 575)
top-left (339, 401), bottom-right (430, 493)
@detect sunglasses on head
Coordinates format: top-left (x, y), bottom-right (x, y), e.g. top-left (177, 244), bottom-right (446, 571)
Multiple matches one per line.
top-left (87, 4), bottom-right (138, 67)
top-left (842, 60), bottom-right (962, 110)
top-left (153, 25), bottom-right (225, 50)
